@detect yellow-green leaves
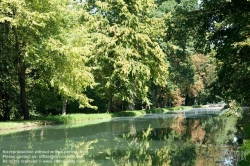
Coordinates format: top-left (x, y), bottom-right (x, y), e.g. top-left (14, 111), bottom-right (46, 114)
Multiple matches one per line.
top-left (85, 0), bottom-right (168, 110)
top-left (0, 0), bottom-right (99, 117)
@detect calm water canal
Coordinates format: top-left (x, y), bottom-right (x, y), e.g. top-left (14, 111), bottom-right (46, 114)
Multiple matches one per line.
top-left (0, 108), bottom-right (243, 166)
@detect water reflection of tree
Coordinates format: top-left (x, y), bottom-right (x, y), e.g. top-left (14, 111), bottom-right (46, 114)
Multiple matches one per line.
top-left (45, 115), bottom-right (236, 166)
top-left (0, 114), bottom-right (238, 166)
top-left (170, 113), bottom-right (186, 136)
top-left (88, 126), bottom-right (171, 166)
top-left (149, 113), bottom-right (237, 165)
top-left (202, 115), bottom-right (237, 145)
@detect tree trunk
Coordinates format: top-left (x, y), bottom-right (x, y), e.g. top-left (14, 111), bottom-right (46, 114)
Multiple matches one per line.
top-left (107, 93), bottom-right (113, 113)
top-left (14, 27), bottom-right (29, 120)
top-left (185, 87), bottom-right (190, 106)
top-left (45, 107), bottom-right (49, 116)
top-left (62, 99), bottom-right (67, 115)
top-left (157, 96), bottom-right (163, 108)
top-left (128, 103), bottom-right (134, 110)
top-left (3, 100), bottom-right (10, 121)
top-left (19, 66), bottom-right (29, 120)
top-left (151, 89), bottom-right (156, 109)
top-left (2, 91), bottom-right (10, 121)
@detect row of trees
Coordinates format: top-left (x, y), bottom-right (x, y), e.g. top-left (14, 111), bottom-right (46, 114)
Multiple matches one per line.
top-left (1, 0), bottom-right (248, 120)
top-left (190, 0), bottom-right (250, 105)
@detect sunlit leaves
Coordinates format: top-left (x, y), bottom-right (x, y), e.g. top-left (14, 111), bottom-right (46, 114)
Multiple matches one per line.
top-left (85, 0), bottom-right (168, 109)
top-left (0, 0), bottom-right (98, 118)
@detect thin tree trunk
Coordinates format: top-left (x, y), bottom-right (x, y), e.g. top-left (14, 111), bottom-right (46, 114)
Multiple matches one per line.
top-left (128, 103), bottom-right (134, 110)
top-left (108, 93), bottom-right (113, 113)
top-left (45, 107), bottom-right (49, 116)
top-left (3, 100), bottom-right (10, 121)
top-left (151, 89), bottom-right (156, 109)
top-left (185, 87), bottom-right (190, 106)
top-left (2, 91), bottom-right (10, 121)
top-left (62, 100), bottom-right (67, 115)
top-left (19, 65), bottom-right (29, 120)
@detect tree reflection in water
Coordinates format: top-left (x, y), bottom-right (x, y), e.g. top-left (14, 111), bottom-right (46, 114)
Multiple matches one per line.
top-left (84, 113), bottom-right (237, 166)
top-left (0, 113), bottom-right (238, 166)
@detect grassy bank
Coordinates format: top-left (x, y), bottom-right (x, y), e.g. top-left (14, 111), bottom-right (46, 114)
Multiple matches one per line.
top-left (0, 114), bottom-right (112, 133)
top-left (0, 106), bottom-right (193, 134)
top-left (113, 106), bottom-right (193, 116)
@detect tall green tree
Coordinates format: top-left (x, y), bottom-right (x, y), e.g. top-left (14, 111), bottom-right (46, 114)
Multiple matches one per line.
top-left (0, 16), bottom-right (19, 120)
top-left (84, 0), bottom-right (169, 112)
top-left (187, 0), bottom-right (250, 104)
top-left (150, 0), bottom-right (199, 107)
top-left (0, 0), bottom-right (95, 119)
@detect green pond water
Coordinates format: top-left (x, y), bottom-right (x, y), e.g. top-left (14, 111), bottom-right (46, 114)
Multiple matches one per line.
top-left (0, 108), bottom-right (244, 166)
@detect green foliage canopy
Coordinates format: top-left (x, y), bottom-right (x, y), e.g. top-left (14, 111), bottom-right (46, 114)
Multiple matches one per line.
top-left (83, 0), bottom-right (169, 111)
top-left (187, 0), bottom-right (250, 104)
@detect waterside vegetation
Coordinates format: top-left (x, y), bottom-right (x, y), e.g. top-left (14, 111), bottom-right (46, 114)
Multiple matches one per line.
top-left (0, 106), bottom-right (193, 134)
top-left (2, 0), bottom-right (250, 121)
